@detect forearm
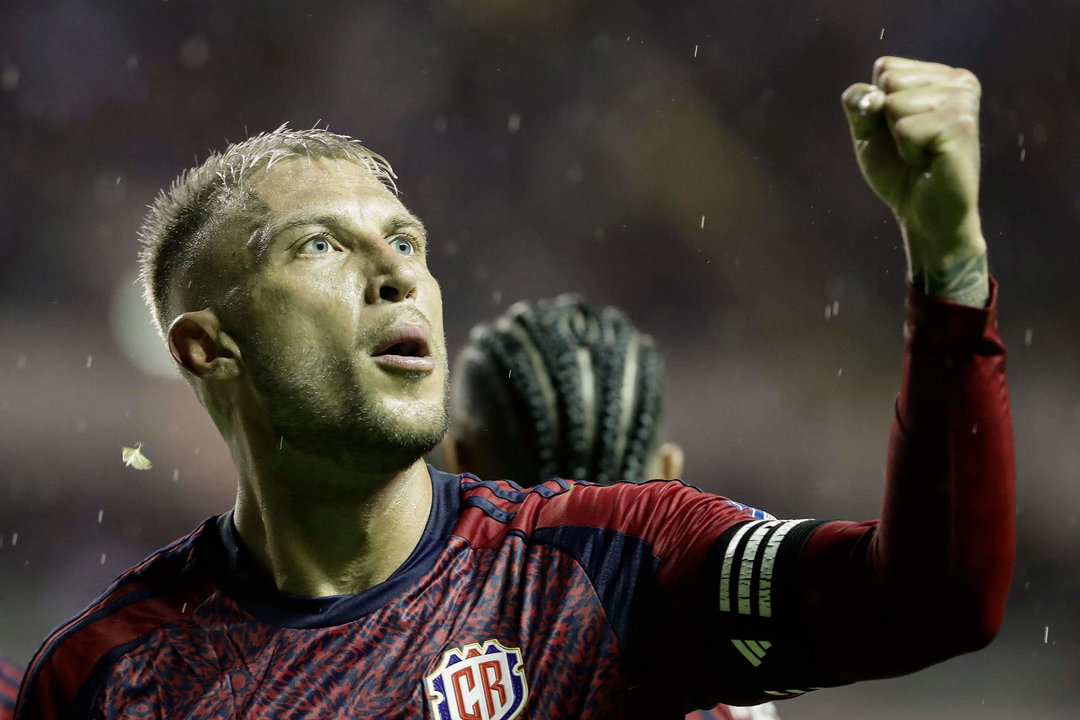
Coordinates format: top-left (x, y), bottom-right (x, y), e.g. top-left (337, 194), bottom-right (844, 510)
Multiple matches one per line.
top-left (795, 278), bottom-right (1015, 681)
top-left (904, 218), bottom-right (990, 308)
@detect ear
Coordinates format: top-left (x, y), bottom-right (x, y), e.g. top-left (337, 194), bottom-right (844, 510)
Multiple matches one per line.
top-left (656, 441), bottom-right (685, 480)
top-left (167, 310), bottom-right (241, 381)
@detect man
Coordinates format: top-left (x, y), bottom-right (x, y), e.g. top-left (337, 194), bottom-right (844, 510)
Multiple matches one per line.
top-left (17, 57), bottom-right (1013, 719)
top-left (445, 294), bottom-right (779, 720)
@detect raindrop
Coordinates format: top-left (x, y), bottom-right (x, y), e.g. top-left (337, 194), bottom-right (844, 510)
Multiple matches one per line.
top-left (825, 305), bottom-right (832, 320)
top-left (11, 532), bottom-right (18, 546)
top-left (971, 423), bottom-right (978, 435)
top-left (837, 368), bottom-right (843, 377)
top-left (97, 509), bottom-right (104, 524)
top-left (279, 436), bottom-right (284, 450)
top-left (1044, 626), bottom-right (1049, 644)
top-left (693, 44), bottom-right (699, 58)
top-left (1, 64), bottom-right (18, 92)
top-left (86, 355), bottom-right (93, 369)
top-left (181, 602), bottom-right (188, 614)
top-left (1024, 328), bottom-right (1033, 346)
top-left (1020, 148), bottom-right (1026, 162)
top-left (507, 113), bottom-right (521, 134)
top-left (172, 467), bottom-right (180, 482)
top-left (700, 215), bottom-right (705, 229)
top-left (832, 300), bottom-right (840, 316)
top-left (492, 290), bottom-right (503, 305)
top-left (126, 55), bottom-right (139, 71)
top-left (879, 28), bottom-right (885, 40)
top-left (100, 553), bottom-right (107, 565)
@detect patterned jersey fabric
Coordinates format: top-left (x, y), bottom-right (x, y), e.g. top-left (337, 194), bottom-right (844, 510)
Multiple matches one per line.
top-left (17, 470), bottom-right (821, 720)
top-left (0, 656), bottom-right (22, 720)
top-left (17, 279), bottom-right (1015, 719)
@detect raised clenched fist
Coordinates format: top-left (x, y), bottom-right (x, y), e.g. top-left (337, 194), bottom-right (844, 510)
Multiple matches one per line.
top-left (842, 56), bottom-right (989, 307)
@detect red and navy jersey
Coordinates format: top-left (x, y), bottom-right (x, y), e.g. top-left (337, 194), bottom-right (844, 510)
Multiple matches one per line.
top-left (16, 471), bottom-right (822, 720)
top-left (17, 279), bottom-right (1015, 719)
top-left (1, 656), bottom-right (21, 720)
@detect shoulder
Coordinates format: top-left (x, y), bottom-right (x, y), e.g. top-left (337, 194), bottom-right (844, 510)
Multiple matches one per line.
top-left (452, 473), bottom-right (758, 552)
top-left (17, 516), bottom-right (223, 720)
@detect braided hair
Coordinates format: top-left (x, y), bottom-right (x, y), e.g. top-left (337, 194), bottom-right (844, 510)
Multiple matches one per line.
top-left (451, 295), bottom-right (665, 486)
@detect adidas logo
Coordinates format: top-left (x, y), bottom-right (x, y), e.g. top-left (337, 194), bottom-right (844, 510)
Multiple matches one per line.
top-left (730, 639), bottom-right (771, 667)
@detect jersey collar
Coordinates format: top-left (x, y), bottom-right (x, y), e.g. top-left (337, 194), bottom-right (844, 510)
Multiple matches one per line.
top-left (212, 464), bottom-right (462, 628)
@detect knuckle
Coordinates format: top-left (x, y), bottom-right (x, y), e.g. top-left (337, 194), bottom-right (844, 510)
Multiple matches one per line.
top-left (873, 56), bottom-right (890, 75)
top-left (953, 68), bottom-right (982, 92)
top-left (953, 113), bottom-right (978, 135)
top-left (892, 115), bottom-right (916, 136)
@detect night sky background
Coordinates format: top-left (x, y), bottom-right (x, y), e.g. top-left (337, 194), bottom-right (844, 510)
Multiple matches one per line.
top-left (1, 1), bottom-right (1078, 717)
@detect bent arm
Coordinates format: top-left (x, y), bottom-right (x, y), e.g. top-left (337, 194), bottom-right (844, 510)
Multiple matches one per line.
top-left (685, 278), bottom-right (1014, 708)
top-left (795, 277), bottom-right (1014, 680)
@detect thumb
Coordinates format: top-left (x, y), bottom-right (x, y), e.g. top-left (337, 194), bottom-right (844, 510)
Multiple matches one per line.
top-left (841, 83), bottom-right (887, 141)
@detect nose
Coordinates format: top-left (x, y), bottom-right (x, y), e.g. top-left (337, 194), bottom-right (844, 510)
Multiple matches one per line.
top-left (365, 248), bottom-right (419, 304)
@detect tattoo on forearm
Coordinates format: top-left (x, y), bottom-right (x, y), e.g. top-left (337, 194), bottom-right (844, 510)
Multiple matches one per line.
top-left (913, 253), bottom-right (989, 307)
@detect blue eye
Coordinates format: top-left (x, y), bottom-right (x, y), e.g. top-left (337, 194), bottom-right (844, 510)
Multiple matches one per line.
top-left (390, 235), bottom-right (415, 256)
top-left (298, 235), bottom-right (335, 255)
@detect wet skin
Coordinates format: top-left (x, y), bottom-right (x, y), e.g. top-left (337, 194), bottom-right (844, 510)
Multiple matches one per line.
top-left (169, 157), bottom-right (448, 597)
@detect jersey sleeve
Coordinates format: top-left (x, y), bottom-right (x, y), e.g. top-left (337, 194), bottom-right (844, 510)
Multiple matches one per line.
top-left (691, 278), bottom-right (1014, 706)
top-left (521, 477), bottom-right (807, 709)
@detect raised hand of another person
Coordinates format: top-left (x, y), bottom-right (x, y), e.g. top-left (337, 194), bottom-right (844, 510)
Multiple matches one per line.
top-left (842, 56), bottom-right (989, 307)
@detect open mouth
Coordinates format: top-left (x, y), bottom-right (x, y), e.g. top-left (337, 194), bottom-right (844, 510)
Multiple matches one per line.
top-left (371, 325), bottom-right (435, 371)
top-left (374, 339), bottom-right (428, 358)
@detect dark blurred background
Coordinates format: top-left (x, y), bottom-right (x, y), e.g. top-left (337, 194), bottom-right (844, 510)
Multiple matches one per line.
top-left (1, 0), bottom-right (1077, 717)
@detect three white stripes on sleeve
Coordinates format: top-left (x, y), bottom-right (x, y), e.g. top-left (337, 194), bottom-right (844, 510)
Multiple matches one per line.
top-left (719, 518), bottom-right (814, 677)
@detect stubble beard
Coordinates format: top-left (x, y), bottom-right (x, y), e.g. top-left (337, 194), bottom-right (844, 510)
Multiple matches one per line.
top-left (248, 346), bottom-right (450, 474)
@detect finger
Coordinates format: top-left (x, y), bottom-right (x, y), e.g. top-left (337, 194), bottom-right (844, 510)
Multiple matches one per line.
top-left (883, 86), bottom-right (968, 121)
top-left (877, 70), bottom-right (941, 93)
top-left (872, 56), bottom-right (957, 87)
top-left (878, 71), bottom-right (981, 100)
top-left (841, 82), bottom-right (887, 140)
top-left (888, 109), bottom-right (979, 166)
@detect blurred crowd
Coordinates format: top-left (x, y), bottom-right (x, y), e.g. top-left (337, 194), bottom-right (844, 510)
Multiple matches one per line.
top-left (1, 1), bottom-right (1077, 717)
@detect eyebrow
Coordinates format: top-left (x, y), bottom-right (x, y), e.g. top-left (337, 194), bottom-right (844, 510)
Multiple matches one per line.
top-left (246, 212), bottom-right (427, 261)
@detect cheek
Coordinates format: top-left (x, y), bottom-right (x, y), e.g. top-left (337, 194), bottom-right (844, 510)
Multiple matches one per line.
top-left (421, 275), bottom-right (445, 329)
top-left (243, 279), bottom-right (351, 341)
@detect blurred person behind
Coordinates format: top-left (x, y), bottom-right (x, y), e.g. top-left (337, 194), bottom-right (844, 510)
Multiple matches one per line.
top-left (445, 294), bottom-right (779, 720)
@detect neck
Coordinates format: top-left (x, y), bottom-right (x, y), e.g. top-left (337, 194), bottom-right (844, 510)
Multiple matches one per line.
top-left (229, 423), bottom-right (434, 597)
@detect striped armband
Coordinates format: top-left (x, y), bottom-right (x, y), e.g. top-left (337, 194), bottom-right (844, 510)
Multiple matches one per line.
top-left (701, 517), bottom-right (838, 699)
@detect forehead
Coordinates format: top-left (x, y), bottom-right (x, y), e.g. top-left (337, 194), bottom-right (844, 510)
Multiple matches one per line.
top-left (250, 156), bottom-right (403, 222)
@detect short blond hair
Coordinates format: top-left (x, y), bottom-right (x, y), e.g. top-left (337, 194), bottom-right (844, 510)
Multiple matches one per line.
top-left (137, 124), bottom-right (397, 338)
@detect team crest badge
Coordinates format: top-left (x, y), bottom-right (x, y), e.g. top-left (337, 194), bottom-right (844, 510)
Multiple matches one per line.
top-left (425, 639), bottom-right (529, 720)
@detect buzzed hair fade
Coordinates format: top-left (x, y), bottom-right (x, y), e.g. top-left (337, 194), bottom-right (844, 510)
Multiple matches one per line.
top-left (136, 124), bottom-right (398, 340)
